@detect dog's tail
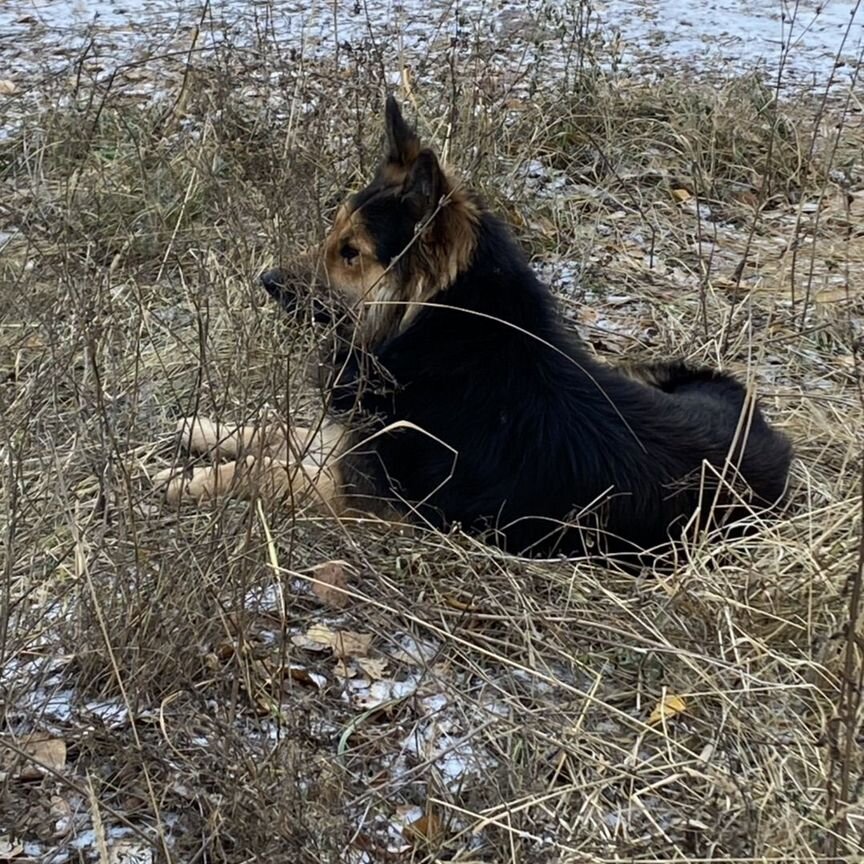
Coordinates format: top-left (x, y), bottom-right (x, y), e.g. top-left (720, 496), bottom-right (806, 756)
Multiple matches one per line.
top-left (620, 360), bottom-right (745, 396)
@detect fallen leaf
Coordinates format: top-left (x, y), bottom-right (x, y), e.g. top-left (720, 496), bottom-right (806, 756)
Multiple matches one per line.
top-left (215, 640), bottom-right (237, 661)
top-left (285, 665), bottom-right (327, 689)
top-left (309, 561), bottom-right (350, 609)
top-left (290, 629), bottom-right (332, 652)
top-left (292, 625), bottom-right (372, 659)
top-left (404, 808), bottom-right (443, 845)
top-left (333, 659), bottom-right (358, 679)
top-left (1, 733), bottom-right (67, 780)
top-left (330, 630), bottom-right (372, 659)
top-left (671, 187), bottom-right (691, 202)
top-left (0, 80), bottom-right (17, 95)
top-left (356, 657), bottom-right (389, 680)
top-left (50, 795), bottom-right (72, 838)
top-left (648, 693), bottom-right (687, 725)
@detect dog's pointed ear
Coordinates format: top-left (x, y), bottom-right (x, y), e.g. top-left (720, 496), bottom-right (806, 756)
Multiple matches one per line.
top-left (385, 95), bottom-right (421, 165)
top-left (402, 148), bottom-right (446, 218)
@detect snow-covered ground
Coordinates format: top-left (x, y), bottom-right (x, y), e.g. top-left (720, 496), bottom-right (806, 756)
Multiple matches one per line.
top-left (0, 0), bottom-right (861, 84)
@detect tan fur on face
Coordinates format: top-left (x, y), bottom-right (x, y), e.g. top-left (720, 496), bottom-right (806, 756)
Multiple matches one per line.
top-left (323, 205), bottom-right (391, 303)
top-left (321, 168), bottom-right (480, 346)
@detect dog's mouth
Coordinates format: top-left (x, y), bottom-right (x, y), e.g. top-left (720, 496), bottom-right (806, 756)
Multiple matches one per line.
top-left (260, 266), bottom-right (323, 317)
top-left (260, 265), bottom-right (347, 327)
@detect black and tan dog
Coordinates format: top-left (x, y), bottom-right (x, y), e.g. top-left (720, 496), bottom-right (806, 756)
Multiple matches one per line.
top-left (156, 96), bottom-right (793, 563)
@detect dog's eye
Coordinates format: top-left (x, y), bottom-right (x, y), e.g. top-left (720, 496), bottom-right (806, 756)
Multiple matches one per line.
top-left (340, 243), bottom-right (360, 263)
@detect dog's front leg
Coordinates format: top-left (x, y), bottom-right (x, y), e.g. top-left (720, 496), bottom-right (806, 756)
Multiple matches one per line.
top-left (154, 418), bottom-right (347, 511)
top-left (174, 416), bottom-right (288, 460)
top-left (157, 455), bottom-right (342, 511)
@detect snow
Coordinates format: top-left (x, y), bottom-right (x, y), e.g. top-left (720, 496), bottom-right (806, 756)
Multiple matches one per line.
top-left (601, 0), bottom-right (862, 80)
top-left (0, 0), bottom-right (859, 85)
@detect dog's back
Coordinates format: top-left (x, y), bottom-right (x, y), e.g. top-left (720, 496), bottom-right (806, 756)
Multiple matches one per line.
top-left (259, 97), bottom-right (792, 561)
top-left (320, 207), bottom-right (792, 559)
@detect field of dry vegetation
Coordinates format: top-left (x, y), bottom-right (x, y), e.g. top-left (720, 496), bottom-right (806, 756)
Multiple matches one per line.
top-left (1, 3), bottom-right (863, 862)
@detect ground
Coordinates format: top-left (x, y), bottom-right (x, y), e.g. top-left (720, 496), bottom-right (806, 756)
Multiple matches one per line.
top-left (0, 1), bottom-right (863, 862)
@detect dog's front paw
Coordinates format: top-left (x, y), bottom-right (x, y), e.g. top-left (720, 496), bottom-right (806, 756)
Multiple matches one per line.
top-left (153, 463), bottom-right (233, 503)
top-left (175, 416), bottom-right (224, 455)
top-left (152, 465), bottom-right (192, 503)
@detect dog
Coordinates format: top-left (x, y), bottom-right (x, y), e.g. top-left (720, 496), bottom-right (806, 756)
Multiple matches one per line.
top-left (155, 96), bottom-right (793, 564)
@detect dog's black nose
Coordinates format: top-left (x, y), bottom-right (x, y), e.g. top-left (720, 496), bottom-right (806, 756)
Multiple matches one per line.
top-left (260, 266), bottom-right (334, 325)
top-left (260, 268), bottom-right (288, 299)
top-left (260, 267), bottom-right (301, 315)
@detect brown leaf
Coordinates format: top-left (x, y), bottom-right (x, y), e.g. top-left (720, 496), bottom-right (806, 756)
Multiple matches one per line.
top-left (286, 665), bottom-right (327, 689)
top-left (671, 187), bottom-right (691, 202)
top-left (333, 658), bottom-right (358, 679)
top-left (292, 625), bottom-right (372, 659)
top-left (330, 630), bottom-right (372, 659)
top-left (50, 795), bottom-right (72, 839)
top-left (1, 733), bottom-right (67, 781)
top-left (356, 657), bottom-right (389, 680)
top-left (290, 629), bottom-right (332, 652)
top-left (404, 808), bottom-right (443, 846)
top-left (215, 640), bottom-right (237, 661)
top-left (0, 80), bottom-right (17, 95)
top-left (309, 561), bottom-right (350, 609)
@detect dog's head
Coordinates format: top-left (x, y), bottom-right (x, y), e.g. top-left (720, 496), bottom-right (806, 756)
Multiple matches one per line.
top-left (317, 96), bottom-right (479, 343)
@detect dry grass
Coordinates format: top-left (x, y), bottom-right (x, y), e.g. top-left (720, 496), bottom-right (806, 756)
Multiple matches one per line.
top-left (1, 11), bottom-right (863, 864)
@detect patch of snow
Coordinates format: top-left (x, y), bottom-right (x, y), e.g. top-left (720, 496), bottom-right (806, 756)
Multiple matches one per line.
top-left (347, 674), bottom-right (421, 710)
top-left (420, 692), bottom-right (448, 713)
top-left (597, 0), bottom-right (863, 84)
top-left (401, 718), bottom-right (497, 792)
top-left (388, 633), bottom-right (441, 666)
top-left (84, 699), bottom-right (129, 728)
top-left (0, 0), bottom-right (858, 88)
top-left (20, 688), bottom-right (75, 722)
top-left (244, 580), bottom-right (288, 611)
